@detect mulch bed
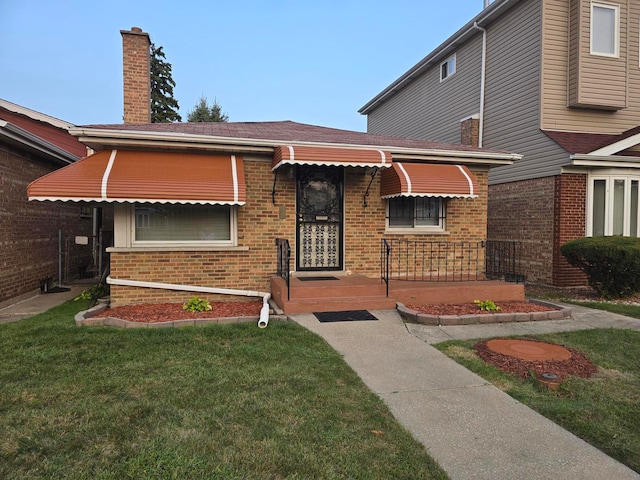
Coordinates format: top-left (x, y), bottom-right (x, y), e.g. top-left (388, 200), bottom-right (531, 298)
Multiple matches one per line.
top-left (406, 301), bottom-right (558, 316)
top-left (94, 301), bottom-right (262, 323)
top-left (474, 337), bottom-right (597, 381)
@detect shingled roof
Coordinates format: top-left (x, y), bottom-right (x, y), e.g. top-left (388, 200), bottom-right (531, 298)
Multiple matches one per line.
top-left (81, 120), bottom-right (512, 154)
top-left (543, 126), bottom-right (640, 155)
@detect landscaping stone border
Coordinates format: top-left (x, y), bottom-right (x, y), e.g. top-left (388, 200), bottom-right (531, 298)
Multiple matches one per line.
top-left (75, 303), bottom-right (288, 328)
top-left (396, 300), bottom-right (572, 326)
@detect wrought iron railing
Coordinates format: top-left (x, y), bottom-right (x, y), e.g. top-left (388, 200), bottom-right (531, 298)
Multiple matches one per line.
top-left (275, 238), bottom-right (291, 300)
top-left (483, 239), bottom-right (524, 283)
top-left (380, 238), bottom-right (524, 284)
top-left (380, 238), bottom-right (391, 296)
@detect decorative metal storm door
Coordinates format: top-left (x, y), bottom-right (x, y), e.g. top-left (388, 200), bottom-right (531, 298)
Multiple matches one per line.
top-left (296, 166), bottom-right (344, 271)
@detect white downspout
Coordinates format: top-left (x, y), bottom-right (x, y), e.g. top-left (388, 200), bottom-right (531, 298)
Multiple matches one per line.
top-left (473, 21), bottom-right (487, 148)
top-left (107, 277), bottom-right (272, 328)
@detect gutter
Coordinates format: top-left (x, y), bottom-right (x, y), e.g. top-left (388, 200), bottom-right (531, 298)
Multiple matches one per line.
top-left (472, 22), bottom-right (487, 148)
top-left (70, 127), bottom-right (521, 165)
top-left (571, 154), bottom-right (640, 168)
top-left (107, 277), bottom-right (272, 328)
top-left (359, 0), bottom-right (516, 115)
top-left (0, 120), bottom-right (79, 165)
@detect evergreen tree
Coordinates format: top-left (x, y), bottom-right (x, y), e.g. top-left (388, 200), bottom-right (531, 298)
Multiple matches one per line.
top-left (150, 43), bottom-right (181, 123)
top-left (187, 95), bottom-right (229, 122)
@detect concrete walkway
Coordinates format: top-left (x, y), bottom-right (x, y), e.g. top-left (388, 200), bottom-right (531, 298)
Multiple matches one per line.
top-left (0, 286), bottom-right (82, 324)
top-left (290, 305), bottom-right (640, 480)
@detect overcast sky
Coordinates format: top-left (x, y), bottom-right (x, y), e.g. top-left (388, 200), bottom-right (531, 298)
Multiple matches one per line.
top-left (1, 0), bottom-right (486, 131)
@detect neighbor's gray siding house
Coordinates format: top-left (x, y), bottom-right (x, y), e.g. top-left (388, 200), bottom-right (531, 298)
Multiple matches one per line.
top-left (361, 0), bottom-right (640, 286)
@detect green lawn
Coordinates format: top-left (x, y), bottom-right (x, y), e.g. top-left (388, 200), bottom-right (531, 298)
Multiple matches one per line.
top-left (435, 329), bottom-right (640, 473)
top-left (0, 301), bottom-right (447, 479)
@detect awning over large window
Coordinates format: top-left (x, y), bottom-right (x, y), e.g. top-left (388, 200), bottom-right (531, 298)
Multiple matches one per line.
top-left (272, 145), bottom-right (391, 170)
top-left (27, 150), bottom-right (246, 205)
top-left (380, 163), bottom-right (478, 199)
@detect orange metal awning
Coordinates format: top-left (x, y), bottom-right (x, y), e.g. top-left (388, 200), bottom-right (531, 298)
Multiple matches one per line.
top-left (27, 150), bottom-right (246, 205)
top-left (272, 145), bottom-right (391, 170)
top-left (380, 163), bottom-right (478, 198)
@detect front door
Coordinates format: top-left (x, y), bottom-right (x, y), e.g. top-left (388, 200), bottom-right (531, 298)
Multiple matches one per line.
top-left (296, 166), bottom-right (344, 271)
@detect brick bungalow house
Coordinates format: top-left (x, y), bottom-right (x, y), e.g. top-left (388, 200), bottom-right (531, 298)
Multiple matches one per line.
top-left (0, 99), bottom-right (98, 305)
top-left (27, 27), bottom-right (523, 314)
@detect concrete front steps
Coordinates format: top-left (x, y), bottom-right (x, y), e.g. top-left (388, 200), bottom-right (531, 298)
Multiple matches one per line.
top-left (270, 275), bottom-right (525, 315)
top-left (270, 275), bottom-right (396, 314)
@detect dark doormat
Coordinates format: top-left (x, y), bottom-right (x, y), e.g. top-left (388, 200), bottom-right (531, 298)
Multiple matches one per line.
top-left (43, 287), bottom-right (71, 294)
top-left (314, 310), bottom-right (378, 323)
top-left (297, 276), bottom-right (339, 281)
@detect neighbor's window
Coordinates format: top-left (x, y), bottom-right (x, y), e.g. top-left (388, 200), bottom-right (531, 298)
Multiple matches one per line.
top-left (134, 204), bottom-right (234, 244)
top-left (388, 197), bottom-right (445, 229)
top-left (440, 54), bottom-right (456, 81)
top-left (591, 3), bottom-right (619, 57)
top-left (589, 176), bottom-right (640, 237)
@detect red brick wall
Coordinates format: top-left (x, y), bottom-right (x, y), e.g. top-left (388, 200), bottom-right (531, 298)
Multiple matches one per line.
top-left (553, 173), bottom-right (588, 286)
top-left (488, 177), bottom-right (556, 284)
top-left (488, 174), bottom-right (588, 286)
top-left (110, 163), bottom-right (491, 306)
top-left (0, 145), bottom-right (94, 303)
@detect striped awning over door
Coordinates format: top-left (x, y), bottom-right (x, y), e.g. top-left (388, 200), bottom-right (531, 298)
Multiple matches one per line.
top-left (272, 145), bottom-right (391, 170)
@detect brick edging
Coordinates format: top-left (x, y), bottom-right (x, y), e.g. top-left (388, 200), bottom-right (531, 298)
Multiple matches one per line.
top-left (74, 304), bottom-right (288, 328)
top-left (396, 300), bottom-right (572, 326)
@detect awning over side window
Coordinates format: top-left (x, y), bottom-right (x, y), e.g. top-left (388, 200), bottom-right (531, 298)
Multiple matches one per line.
top-left (380, 163), bottom-right (478, 199)
top-left (272, 145), bottom-right (391, 170)
top-left (27, 150), bottom-right (246, 205)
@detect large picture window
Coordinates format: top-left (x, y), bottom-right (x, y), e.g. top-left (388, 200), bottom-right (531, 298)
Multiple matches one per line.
top-left (588, 176), bottom-right (639, 237)
top-left (591, 3), bottom-right (619, 57)
top-left (387, 197), bottom-right (445, 230)
top-left (134, 204), bottom-right (234, 244)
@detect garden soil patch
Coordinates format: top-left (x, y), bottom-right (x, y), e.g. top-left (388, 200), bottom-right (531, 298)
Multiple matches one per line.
top-left (94, 301), bottom-right (262, 323)
top-left (406, 301), bottom-right (558, 316)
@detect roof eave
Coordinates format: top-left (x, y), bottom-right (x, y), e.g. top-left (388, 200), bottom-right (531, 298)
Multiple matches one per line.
top-left (69, 127), bottom-right (521, 165)
top-left (0, 120), bottom-right (79, 165)
top-left (571, 154), bottom-right (640, 168)
top-left (358, 0), bottom-right (517, 115)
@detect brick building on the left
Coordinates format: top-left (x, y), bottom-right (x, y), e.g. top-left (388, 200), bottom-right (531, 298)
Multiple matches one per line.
top-left (0, 98), bottom-right (98, 304)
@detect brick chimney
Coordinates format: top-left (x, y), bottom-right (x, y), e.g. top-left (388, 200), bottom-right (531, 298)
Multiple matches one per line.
top-left (120, 27), bottom-right (151, 124)
top-left (460, 115), bottom-right (480, 147)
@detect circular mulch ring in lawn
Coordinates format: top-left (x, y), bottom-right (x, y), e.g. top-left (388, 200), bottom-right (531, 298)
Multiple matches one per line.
top-left (474, 338), bottom-right (597, 381)
top-left (486, 339), bottom-right (572, 362)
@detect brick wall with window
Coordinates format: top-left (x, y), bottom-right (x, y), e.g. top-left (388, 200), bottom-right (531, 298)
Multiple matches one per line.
top-left (0, 145), bottom-right (94, 303)
top-left (109, 162), bottom-right (491, 306)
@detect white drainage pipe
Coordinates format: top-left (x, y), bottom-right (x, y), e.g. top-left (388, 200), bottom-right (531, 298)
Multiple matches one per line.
top-left (107, 277), bottom-right (271, 328)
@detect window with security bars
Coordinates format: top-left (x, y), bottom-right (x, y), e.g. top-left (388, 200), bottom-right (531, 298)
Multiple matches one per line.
top-left (387, 197), bottom-right (445, 229)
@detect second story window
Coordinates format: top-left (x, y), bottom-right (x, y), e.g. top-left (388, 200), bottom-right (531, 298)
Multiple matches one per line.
top-left (591, 2), bottom-right (619, 57)
top-left (440, 54), bottom-right (456, 81)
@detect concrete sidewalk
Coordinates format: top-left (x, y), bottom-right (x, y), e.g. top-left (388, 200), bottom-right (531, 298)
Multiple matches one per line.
top-left (290, 307), bottom-right (640, 480)
top-left (0, 285), bottom-right (83, 324)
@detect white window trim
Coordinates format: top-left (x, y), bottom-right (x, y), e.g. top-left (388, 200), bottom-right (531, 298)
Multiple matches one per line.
top-left (127, 203), bottom-right (238, 248)
top-left (587, 174), bottom-right (640, 236)
top-left (385, 197), bottom-right (447, 233)
top-left (440, 54), bottom-right (456, 82)
top-left (590, 2), bottom-right (620, 58)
